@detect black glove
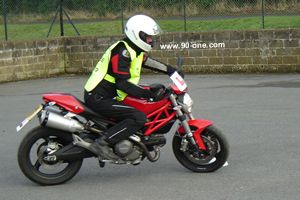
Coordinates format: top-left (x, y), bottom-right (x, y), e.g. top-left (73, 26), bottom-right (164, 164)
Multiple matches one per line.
top-left (177, 70), bottom-right (185, 79)
top-left (167, 65), bottom-right (176, 76)
top-left (149, 84), bottom-right (166, 101)
top-left (167, 65), bottom-right (185, 79)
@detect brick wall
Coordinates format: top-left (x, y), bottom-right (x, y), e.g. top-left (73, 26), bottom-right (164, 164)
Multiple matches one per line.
top-left (152, 29), bottom-right (300, 73)
top-left (0, 29), bottom-right (299, 83)
top-left (0, 39), bottom-right (65, 83)
top-left (63, 36), bottom-right (122, 74)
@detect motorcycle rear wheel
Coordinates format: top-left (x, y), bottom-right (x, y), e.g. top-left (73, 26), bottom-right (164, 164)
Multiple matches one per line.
top-left (172, 125), bottom-right (229, 172)
top-left (18, 126), bottom-right (83, 185)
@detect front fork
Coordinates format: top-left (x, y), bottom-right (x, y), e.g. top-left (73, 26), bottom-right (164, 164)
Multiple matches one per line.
top-left (169, 94), bottom-right (208, 151)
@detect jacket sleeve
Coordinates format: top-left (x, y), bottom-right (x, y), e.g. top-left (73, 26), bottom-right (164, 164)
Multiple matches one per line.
top-left (143, 57), bottom-right (177, 75)
top-left (111, 45), bottom-right (153, 99)
top-left (116, 80), bottom-right (153, 99)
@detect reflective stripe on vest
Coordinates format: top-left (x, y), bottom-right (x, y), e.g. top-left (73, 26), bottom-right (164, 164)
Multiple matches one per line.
top-left (84, 41), bottom-right (144, 101)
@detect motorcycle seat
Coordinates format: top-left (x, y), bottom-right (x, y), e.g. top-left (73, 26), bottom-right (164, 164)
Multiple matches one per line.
top-left (75, 97), bottom-right (116, 124)
top-left (75, 97), bottom-right (104, 118)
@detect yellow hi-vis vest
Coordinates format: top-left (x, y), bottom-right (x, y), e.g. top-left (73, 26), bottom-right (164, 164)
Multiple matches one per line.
top-left (84, 41), bottom-right (144, 101)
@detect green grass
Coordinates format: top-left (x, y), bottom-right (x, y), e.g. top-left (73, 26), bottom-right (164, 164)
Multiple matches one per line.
top-left (162, 16), bottom-right (300, 32)
top-left (1, 16), bottom-right (300, 41)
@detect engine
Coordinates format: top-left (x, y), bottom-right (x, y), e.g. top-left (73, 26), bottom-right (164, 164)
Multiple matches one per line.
top-left (114, 140), bottom-right (142, 162)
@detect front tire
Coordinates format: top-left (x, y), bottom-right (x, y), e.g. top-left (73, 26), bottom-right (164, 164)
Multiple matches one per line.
top-left (18, 126), bottom-right (83, 185)
top-left (173, 125), bottom-right (229, 172)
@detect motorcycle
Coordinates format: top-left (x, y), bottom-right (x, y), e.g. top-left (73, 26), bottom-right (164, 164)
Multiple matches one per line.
top-left (16, 67), bottom-right (229, 186)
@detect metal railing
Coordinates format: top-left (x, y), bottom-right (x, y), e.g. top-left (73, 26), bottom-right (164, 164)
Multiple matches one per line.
top-left (1, 0), bottom-right (300, 41)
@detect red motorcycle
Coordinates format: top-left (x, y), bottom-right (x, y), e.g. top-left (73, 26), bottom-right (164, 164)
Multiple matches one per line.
top-left (16, 71), bottom-right (229, 185)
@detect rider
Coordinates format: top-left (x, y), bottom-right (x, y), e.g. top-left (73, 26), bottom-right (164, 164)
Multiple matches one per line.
top-left (83, 14), bottom-right (180, 159)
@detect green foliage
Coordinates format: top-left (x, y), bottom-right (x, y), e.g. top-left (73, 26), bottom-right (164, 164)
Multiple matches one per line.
top-left (95, 0), bottom-right (121, 16)
top-left (1, 15), bottom-right (299, 41)
top-left (194, 0), bottom-right (216, 8)
top-left (37, 0), bottom-right (57, 14)
top-left (2, 0), bottom-right (299, 16)
top-left (229, 0), bottom-right (258, 7)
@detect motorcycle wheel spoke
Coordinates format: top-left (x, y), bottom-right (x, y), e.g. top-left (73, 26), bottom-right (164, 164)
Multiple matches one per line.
top-left (42, 137), bottom-right (51, 143)
top-left (34, 160), bottom-right (41, 170)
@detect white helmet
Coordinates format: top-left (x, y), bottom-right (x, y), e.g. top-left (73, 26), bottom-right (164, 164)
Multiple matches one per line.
top-left (125, 14), bottom-right (162, 52)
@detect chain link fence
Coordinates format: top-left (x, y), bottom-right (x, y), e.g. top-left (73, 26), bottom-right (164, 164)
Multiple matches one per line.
top-left (1, 0), bottom-right (300, 41)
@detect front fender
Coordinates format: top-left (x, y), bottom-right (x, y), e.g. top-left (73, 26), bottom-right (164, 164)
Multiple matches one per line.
top-left (178, 119), bottom-right (214, 150)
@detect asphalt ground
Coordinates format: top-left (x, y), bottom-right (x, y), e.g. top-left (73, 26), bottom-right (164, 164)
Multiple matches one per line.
top-left (0, 74), bottom-right (300, 200)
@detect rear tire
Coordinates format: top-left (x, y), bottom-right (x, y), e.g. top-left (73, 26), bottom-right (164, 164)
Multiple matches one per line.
top-left (18, 126), bottom-right (83, 185)
top-left (173, 125), bottom-right (229, 172)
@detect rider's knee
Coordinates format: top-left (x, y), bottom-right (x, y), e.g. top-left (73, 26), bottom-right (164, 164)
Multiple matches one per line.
top-left (134, 111), bottom-right (147, 126)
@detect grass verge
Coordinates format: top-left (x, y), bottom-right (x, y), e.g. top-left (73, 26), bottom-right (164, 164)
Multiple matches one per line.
top-left (0, 16), bottom-right (299, 41)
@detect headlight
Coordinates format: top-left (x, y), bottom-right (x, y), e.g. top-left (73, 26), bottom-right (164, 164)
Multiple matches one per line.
top-left (182, 93), bottom-right (193, 112)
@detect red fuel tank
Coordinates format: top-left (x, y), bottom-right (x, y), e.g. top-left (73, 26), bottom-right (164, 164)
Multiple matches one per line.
top-left (123, 96), bottom-right (169, 115)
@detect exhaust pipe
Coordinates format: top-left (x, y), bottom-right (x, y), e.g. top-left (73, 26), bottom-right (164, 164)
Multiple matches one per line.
top-left (39, 110), bottom-right (84, 133)
top-left (129, 136), bottom-right (160, 162)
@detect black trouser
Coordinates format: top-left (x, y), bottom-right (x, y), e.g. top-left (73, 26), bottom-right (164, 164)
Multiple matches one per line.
top-left (84, 92), bottom-right (147, 144)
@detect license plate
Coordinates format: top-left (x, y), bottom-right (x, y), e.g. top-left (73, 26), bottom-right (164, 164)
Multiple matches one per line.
top-left (16, 105), bottom-right (43, 132)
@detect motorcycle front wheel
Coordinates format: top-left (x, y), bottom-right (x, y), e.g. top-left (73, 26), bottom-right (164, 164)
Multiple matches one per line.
top-left (18, 126), bottom-right (83, 185)
top-left (172, 125), bottom-right (229, 172)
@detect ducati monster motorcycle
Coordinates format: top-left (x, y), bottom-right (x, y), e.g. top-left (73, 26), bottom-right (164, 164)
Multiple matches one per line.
top-left (16, 70), bottom-right (229, 185)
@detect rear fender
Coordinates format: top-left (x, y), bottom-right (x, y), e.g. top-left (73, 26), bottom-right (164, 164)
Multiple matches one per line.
top-left (178, 119), bottom-right (213, 150)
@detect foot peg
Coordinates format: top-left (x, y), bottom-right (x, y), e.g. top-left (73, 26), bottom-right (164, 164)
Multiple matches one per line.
top-left (72, 134), bottom-right (93, 149)
top-left (98, 160), bottom-right (105, 168)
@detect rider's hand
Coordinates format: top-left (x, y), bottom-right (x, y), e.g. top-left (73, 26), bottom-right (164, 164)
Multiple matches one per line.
top-left (149, 84), bottom-right (165, 101)
top-left (167, 65), bottom-right (184, 79)
top-left (167, 65), bottom-right (176, 76)
top-left (177, 70), bottom-right (185, 79)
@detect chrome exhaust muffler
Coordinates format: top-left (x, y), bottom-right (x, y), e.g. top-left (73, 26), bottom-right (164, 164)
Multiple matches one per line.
top-left (39, 110), bottom-right (84, 133)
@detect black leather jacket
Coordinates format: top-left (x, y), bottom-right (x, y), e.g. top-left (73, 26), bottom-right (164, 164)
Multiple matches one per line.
top-left (88, 38), bottom-right (176, 100)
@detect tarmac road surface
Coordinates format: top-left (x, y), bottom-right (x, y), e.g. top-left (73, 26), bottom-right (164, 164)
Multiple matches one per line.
top-left (0, 74), bottom-right (300, 200)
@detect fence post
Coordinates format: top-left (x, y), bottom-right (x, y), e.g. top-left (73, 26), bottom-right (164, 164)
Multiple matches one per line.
top-left (261, 0), bottom-right (265, 29)
top-left (60, 0), bottom-right (64, 36)
top-left (2, 0), bottom-right (8, 40)
top-left (183, 0), bottom-right (187, 32)
top-left (121, 0), bottom-right (124, 34)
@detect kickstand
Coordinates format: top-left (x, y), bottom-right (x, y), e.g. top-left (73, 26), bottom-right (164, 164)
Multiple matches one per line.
top-left (98, 160), bottom-right (105, 168)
